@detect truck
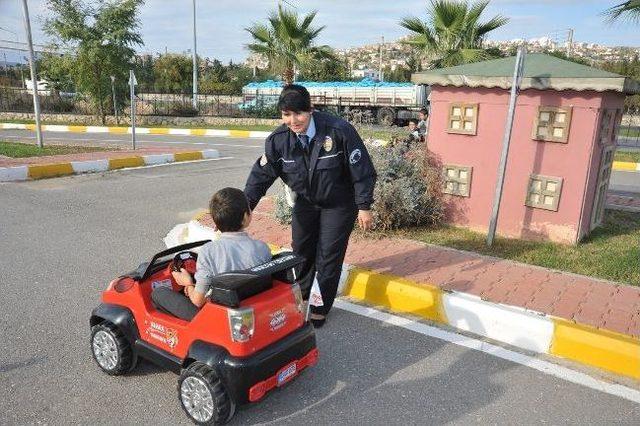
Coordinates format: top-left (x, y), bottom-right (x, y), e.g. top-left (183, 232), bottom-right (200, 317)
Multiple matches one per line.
top-left (242, 79), bottom-right (429, 126)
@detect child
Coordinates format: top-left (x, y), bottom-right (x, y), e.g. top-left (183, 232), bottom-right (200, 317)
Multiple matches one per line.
top-left (152, 187), bottom-right (272, 320)
top-left (417, 108), bottom-right (429, 141)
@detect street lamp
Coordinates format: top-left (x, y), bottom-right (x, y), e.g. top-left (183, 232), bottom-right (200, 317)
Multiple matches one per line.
top-left (20, 0), bottom-right (43, 148)
top-left (191, 0), bottom-right (198, 110)
top-left (110, 75), bottom-right (118, 124)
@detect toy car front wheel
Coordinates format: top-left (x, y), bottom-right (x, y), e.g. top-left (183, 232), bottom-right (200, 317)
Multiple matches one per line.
top-left (178, 362), bottom-right (234, 425)
top-left (90, 321), bottom-right (134, 375)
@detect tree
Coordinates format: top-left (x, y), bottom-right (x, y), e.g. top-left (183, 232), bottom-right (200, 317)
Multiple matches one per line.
top-left (603, 1), bottom-right (640, 23)
top-left (153, 54), bottom-right (193, 93)
top-left (45, 0), bottom-right (144, 123)
top-left (245, 4), bottom-right (335, 84)
top-left (400, 0), bottom-right (508, 68)
top-left (38, 53), bottom-right (75, 92)
top-left (298, 56), bottom-right (349, 82)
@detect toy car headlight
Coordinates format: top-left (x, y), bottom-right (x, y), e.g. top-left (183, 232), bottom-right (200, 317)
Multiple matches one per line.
top-left (227, 307), bottom-right (254, 342)
top-left (291, 283), bottom-right (304, 313)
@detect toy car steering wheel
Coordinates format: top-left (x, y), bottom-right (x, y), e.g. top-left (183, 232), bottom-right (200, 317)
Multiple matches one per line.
top-left (169, 251), bottom-right (198, 275)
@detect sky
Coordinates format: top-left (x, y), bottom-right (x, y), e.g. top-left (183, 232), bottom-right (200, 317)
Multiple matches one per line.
top-left (1, 0), bottom-right (639, 63)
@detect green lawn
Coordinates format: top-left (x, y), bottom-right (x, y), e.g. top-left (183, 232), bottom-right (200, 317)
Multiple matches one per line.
top-left (615, 150), bottom-right (640, 163)
top-left (0, 141), bottom-right (110, 158)
top-left (0, 118), bottom-right (278, 132)
top-left (390, 209), bottom-right (640, 285)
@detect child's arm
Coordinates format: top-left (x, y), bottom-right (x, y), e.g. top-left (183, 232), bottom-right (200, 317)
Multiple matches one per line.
top-left (172, 268), bottom-right (206, 307)
top-left (171, 269), bottom-right (193, 287)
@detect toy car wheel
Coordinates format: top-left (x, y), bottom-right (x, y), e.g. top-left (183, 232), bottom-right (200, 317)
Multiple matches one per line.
top-left (90, 321), bottom-right (134, 375)
top-left (178, 362), bottom-right (234, 425)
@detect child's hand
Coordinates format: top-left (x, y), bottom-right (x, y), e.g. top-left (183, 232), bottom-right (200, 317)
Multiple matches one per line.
top-left (171, 268), bottom-right (193, 287)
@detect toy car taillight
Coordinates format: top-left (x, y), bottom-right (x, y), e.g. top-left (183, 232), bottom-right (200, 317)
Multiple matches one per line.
top-left (227, 307), bottom-right (254, 342)
top-left (291, 283), bottom-right (304, 313)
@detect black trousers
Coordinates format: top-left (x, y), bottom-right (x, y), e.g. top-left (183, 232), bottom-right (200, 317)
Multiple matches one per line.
top-left (151, 287), bottom-right (199, 321)
top-left (292, 200), bottom-right (357, 316)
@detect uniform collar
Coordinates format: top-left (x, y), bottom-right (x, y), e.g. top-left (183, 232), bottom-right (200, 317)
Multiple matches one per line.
top-left (296, 114), bottom-right (316, 142)
top-left (219, 231), bottom-right (249, 239)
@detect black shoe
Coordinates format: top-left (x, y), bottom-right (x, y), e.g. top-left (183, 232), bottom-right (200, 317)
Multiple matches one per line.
top-left (310, 315), bottom-right (326, 328)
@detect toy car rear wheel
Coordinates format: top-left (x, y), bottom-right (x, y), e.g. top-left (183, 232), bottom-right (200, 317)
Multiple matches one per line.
top-left (178, 362), bottom-right (234, 425)
top-left (90, 321), bottom-right (134, 375)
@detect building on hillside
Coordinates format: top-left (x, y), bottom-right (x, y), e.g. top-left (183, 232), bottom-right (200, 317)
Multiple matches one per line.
top-left (412, 53), bottom-right (640, 244)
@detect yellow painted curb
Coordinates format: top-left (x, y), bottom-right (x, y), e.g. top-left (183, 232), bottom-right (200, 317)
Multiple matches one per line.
top-left (344, 268), bottom-right (447, 323)
top-left (68, 125), bottom-right (87, 133)
top-left (108, 126), bottom-right (129, 134)
top-left (190, 129), bottom-right (208, 136)
top-left (229, 130), bottom-right (250, 138)
top-left (174, 151), bottom-right (204, 162)
top-left (612, 161), bottom-right (638, 171)
top-left (550, 318), bottom-right (640, 379)
top-left (108, 156), bottom-right (144, 170)
top-left (28, 163), bottom-right (74, 179)
top-left (192, 209), bottom-right (209, 222)
top-left (149, 127), bottom-right (170, 135)
top-left (24, 124), bottom-right (36, 131)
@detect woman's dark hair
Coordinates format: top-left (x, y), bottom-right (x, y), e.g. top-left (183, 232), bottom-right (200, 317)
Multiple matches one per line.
top-left (209, 187), bottom-right (250, 232)
top-left (419, 108), bottom-right (428, 115)
top-left (278, 84), bottom-right (312, 113)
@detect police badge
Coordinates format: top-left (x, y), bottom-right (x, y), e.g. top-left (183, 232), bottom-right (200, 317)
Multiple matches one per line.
top-left (323, 136), bottom-right (333, 152)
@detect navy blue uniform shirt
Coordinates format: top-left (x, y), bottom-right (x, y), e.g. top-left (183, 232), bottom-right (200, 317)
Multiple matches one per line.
top-left (245, 111), bottom-right (377, 210)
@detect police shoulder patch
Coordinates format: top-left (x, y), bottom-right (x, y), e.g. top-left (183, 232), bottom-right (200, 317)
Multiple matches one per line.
top-left (259, 154), bottom-right (268, 167)
top-left (349, 149), bottom-right (362, 164)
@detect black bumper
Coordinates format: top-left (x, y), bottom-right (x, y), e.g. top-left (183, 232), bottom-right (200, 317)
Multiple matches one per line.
top-left (190, 323), bottom-right (316, 404)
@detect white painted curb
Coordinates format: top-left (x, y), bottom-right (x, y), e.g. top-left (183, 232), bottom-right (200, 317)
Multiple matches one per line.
top-left (0, 165), bottom-right (28, 181)
top-left (71, 159), bottom-right (109, 174)
top-left (442, 292), bottom-right (554, 354)
top-left (143, 154), bottom-right (174, 165)
top-left (202, 149), bottom-right (220, 159)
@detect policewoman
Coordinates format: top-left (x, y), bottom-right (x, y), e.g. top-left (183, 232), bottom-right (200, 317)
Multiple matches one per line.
top-left (245, 84), bottom-right (376, 327)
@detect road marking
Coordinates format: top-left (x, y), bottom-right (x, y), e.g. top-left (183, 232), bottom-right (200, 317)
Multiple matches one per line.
top-left (0, 135), bottom-right (263, 148)
top-left (335, 299), bottom-right (640, 404)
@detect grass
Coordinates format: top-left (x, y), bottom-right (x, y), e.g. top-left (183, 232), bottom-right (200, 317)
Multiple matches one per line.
top-left (0, 118), bottom-right (277, 132)
top-left (615, 150), bottom-right (640, 163)
top-left (388, 209), bottom-right (640, 285)
top-left (0, 141), bottom-right (110, 158)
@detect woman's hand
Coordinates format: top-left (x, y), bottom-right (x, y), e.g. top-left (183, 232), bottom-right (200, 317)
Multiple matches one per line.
top-left (357, 210), bottom-right (373, 232)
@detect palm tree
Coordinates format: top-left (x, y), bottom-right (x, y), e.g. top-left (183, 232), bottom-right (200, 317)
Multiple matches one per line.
top-left (400, 0), bottom-right (509, 68)
top-left (603, 1), bottom-right (640, 23)
top-left (245, 5), bottom-right (335, 84)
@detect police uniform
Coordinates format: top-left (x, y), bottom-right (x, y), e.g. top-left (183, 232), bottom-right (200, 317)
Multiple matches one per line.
top-left (245, 111), bottom-right (376, 316)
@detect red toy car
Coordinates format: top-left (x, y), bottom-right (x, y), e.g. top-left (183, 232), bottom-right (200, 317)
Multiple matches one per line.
top-left (90, 240), bottom-right (318, 425)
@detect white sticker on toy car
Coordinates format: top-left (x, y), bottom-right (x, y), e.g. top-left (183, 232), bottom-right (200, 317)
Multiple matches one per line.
top-left (269, 309), bottom-right (287, 331)
top-left (349, 149), bottom-right (362, 164)
top-left (151, 279), bottom-right (172, 290)
top-left (145, 321), bottom-right (179, 349)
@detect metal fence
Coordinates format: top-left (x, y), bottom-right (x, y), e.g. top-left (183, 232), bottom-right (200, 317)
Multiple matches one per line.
top-left (0, 86), bottom-right (91, 115)
top-left (618, 106), bottom-right (640, 149)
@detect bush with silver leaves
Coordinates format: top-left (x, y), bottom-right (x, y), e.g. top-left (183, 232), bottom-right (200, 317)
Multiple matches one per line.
top-left (273, 143), bottom-right (444, 231)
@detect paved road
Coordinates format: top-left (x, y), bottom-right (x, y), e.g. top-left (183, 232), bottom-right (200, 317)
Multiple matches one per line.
top-left (2, 129), bottom-right (639, 193)
top-left (1, 160), bottom-right (638, 425)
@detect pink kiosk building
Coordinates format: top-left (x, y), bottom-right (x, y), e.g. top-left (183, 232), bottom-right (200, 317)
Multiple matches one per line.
top-left (412, 53), bottom-right (639, 244)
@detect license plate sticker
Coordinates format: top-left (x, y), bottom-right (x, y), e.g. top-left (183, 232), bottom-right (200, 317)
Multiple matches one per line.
top-left (277, 362), bottom-right (297, 386)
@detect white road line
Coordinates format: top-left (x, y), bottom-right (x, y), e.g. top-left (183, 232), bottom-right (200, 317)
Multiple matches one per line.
top-left (334, 299), bottom-right (640, 404)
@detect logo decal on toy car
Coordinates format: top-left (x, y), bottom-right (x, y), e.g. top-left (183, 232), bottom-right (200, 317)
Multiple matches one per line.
top-left (269, 309), bottom-right (287, 331)
top-left (145, 321), bottom-right (179, 348)
top-left (151, 279), bottom-right (172, 290)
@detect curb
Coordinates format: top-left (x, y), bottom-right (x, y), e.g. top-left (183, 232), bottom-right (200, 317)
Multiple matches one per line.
top-left (612, 160), bottom-right (640, 171)
top-left (0, 122), bottom-right (271, 139)
top-left (165, 219), bottom-right (640, 381)
top-left (0, 149), bottom-right (220, 182)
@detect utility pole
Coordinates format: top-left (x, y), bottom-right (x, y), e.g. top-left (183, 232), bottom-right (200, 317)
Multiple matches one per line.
top-left (487, 45), bottom-right (526, 247)
top-left (110, 75), bottom-right (118, 125)
top-left (20, 0), bottom-right (43, 148)
top-left (566, 28), bottom-right (574, 56)
top-left (379, 36), bottom-right (384, 82)
top-left (191, 0), bottom-right (198, 110)
top-left (129, 70), bottom-right (137, 150)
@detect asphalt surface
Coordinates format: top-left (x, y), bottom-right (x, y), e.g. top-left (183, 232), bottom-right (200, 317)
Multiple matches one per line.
top-left (1, 156), bottom-right (639, 425)
top-left (2, 129), bottom-right (638, 193)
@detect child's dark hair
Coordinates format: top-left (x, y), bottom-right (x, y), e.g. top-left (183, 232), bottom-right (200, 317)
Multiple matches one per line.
top-left (408, 119), bottom-right (418, 125)
top-left (419, 108), bottom-right (428, 115)
top-left (209, 188), bottom-right (250, 232)
top-left (278, 84), bottom-right (312, 112)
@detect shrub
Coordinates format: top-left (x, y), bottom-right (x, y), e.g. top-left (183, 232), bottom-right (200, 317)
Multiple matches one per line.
top-left (273, 143), bottom-right (444, 231)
